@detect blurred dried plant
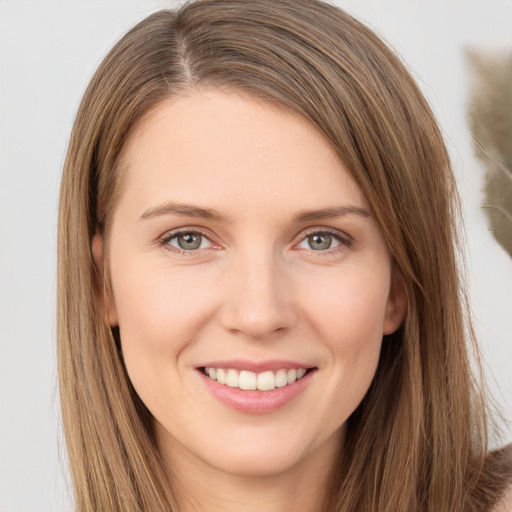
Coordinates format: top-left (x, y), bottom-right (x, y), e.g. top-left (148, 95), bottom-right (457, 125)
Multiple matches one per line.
top-left (466, 49), bottom-right (512, 258)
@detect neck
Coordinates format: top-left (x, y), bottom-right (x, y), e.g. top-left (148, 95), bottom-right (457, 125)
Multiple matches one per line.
top-left (159, 431), bottom-right (343, 512)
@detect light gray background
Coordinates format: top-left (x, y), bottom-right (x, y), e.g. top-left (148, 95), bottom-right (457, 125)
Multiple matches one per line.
top-left (1, 1), bottom-right (511, 511)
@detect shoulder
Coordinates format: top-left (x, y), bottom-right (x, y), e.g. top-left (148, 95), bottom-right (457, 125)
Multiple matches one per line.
top-left (491, 443), bottom-right (512, 512)
top-left (493, 485), bottom-right (512, 512)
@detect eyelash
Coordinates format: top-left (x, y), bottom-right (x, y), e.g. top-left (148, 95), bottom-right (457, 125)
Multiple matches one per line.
top-left (158, 228), bottom-right (214, 255)
top-left (157, 227), bottom-right (353, 255)
top-left (298, 228), bottom-right (354, 254)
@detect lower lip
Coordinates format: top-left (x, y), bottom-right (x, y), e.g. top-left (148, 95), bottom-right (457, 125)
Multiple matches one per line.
top-left (198, 369), bottom-right (316, 414)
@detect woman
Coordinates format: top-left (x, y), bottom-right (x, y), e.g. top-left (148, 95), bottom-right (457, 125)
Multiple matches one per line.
top-left (57, 0), bottom-right (512, 510)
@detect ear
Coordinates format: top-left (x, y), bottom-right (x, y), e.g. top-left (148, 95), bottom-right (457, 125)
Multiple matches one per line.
top-left (91, 233), bottom-right (119, 327)
top-left (383, 268), bottom-right (407, 335)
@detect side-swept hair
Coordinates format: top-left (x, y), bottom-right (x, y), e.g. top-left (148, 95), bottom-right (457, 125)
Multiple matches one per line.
top-left (58, 1), bottom-right (511, 509)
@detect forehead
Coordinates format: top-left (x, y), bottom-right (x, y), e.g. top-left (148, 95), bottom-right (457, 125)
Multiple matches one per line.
top-left (117, 89), bottom-right (368, 216)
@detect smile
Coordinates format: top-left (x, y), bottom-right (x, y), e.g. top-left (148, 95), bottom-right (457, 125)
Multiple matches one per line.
top-left (198, 363), bottom-right (317, 414)
top-left (203, 367), bottom-right (308, 391)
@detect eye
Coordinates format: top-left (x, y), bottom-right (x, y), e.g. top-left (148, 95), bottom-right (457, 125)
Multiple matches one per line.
top-left (296, 230), bottom-right (350, 252)
top-left (162, 230), bottom-right (214, 252)
top-left (305, 233), bottom-right (337, 251)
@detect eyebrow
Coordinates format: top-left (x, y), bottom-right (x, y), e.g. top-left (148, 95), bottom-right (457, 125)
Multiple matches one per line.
top-left (139, 201), bottom-right (228, 222)
top-left (292, 205), bottom-right (370, 223)
top-left (139, 201), bottom-right (370, 223)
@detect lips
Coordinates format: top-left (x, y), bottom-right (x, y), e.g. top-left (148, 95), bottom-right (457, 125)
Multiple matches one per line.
top-left (196, 360), bottom-right (317, 414)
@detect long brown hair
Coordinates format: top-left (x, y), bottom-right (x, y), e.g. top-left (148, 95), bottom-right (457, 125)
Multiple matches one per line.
top-left (57, 1), bottom-right (511, 510)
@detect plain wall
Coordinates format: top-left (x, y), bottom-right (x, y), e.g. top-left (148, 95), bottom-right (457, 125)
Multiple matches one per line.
top-left (1, 1), bottom-right (511, 510)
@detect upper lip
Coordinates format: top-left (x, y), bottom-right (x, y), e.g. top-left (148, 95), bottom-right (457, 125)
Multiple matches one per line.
top-left (197, 359), bottom-right (316, 373)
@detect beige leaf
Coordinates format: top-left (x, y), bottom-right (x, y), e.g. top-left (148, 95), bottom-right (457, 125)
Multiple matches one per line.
top-left (466, 49), bottom-right (512, 258)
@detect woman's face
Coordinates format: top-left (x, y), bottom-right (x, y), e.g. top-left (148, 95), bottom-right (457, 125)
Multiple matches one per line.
top-left (101, 89), bottom-right (405, 479)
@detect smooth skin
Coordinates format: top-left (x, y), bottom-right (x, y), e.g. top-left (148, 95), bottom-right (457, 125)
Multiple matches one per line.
top-left (94, 89), bottom-right (406, 512)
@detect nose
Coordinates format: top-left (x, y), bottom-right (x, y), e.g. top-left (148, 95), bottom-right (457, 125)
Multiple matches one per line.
top-left (219, 251), bottom-right (298, 340)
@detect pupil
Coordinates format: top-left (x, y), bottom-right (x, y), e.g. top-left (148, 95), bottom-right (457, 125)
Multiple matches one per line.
top-left (309, 233), bottom-right (331, 250)
top-left (178, 233), bottom-right (201, 250)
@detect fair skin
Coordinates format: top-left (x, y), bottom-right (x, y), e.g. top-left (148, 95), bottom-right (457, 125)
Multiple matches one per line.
top-left (96, 89), bottom-right (406, 512)
top-left (495, 487), bottom-right (512, 512)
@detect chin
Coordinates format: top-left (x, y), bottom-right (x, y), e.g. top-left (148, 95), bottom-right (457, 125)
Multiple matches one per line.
top-left (203, 448), bottom-right (309, 478)
top-left (175, 422), bottom-right (341, 480)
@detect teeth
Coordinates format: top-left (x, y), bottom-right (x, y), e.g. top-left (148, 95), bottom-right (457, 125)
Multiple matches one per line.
top-left (216, 368), bottom-right (226, 384)
top-left (275, 369), bottom-right (288, 388)
top-left (287, 369), bottom-right (297, 384)
top-left (226, 369), bottom-right (239, 388)
top-left (204, 367), bottom-right (310, 391)
top-left (257, 371), bottom-right (275, 391)
top-left (239, 370), bottom-right (256, 390)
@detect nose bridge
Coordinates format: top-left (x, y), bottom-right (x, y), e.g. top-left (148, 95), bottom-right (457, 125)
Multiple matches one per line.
top-left (221, 244), bottom-right (296, 339)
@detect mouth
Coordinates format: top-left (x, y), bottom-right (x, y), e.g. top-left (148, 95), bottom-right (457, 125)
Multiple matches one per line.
top-left (200, 366), bottom-right (315, 391)
top-left (196, 359), bottom-right (318, 413)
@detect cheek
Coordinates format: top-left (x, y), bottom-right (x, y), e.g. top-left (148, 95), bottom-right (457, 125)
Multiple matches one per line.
top-left (301, 268), bottom-right (390, 345)
top-left (111, 260), bottom-right (218, 373)
top-left (110, 261), bottom-right (225, 425)
top-left (298, 269), bottom-right (389, 413)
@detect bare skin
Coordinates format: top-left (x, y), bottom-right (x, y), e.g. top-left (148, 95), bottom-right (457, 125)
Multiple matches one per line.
top-left (98, 89), bottom-right (406, 511)
top-left (494, 486), bottom-right (512, 512)
top-left (158, 424), bottom-right (343, 512)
